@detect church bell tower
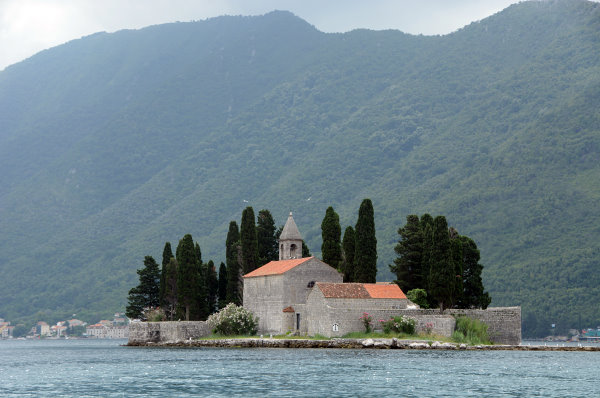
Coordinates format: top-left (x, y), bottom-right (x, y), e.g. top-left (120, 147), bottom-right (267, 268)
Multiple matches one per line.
top-left (279, 212), bottom-right (303, 260)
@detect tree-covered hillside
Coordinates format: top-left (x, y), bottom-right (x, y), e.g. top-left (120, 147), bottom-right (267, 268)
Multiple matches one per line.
top-left (0, 1), bottom-right (598, 336)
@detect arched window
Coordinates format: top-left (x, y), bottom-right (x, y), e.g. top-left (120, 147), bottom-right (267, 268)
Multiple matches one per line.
top-left (290, 244), bottom-right (297, 258)
top-left (307, 281), bottom-right (315, 288)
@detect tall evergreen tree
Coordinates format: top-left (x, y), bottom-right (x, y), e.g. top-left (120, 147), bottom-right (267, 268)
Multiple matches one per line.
top-left (427, 216), bottom-right (455, 311)
top-left (176, 234), bottom-right (199, 320)
top-left (420, 213), bottom-right (434, 231)
top-left (217, 261), bottom-right (227, 309)
top-left (321, 206), bottom-right (343, 269)
top-left (240, 206), bottom-right (259, 274)
top-left (460, 236), bottom-right (491, 309)
top-left (163, 258), bottom-right (178, 320)
top-left (390, 214), bottom-right (423, 292)
top-left (225, 221), bottom-right (242, 305)
top-left (125, 256), bottom-right (161, 320)
top-left (205, 260), bottom-right (219, 315)
top-left (354, 199), bottom-right (377, 283)
top-left (450, 233), bottom-right (464, 308)
top-left (195, 242), bottom-right (209, 320)
top-left (256, 209), bottom-right (278, 266)
top-left (159, 241), bottom-right (173, 308)
top-left (341, 226), bottom-right (356, 282)
top-left (302, 240), bottom-right (311, 257)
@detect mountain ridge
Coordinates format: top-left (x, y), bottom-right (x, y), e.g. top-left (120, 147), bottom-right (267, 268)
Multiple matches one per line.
top-left (0, 1), bottom-right (599, 335)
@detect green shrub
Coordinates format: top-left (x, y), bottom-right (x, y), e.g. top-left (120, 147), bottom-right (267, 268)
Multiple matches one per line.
top-left (381, 315), bottom-right (416, 335)
top-left (359, 312), bottom-right (373, 333)
top-left (144, 307), bottom-right (166, 322)
top-left (406, 289), bottom-right (429, 309)
top-left (453, 316), bottom-right (491, 345)
top-left (206, 303), bottom-right (258, 336)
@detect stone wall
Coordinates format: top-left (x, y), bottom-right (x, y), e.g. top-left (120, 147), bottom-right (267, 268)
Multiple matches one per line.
top-left (396, 307), bottom-right (522, 345)
top-left (304, 288), bottom-right (521, 345)
top-left (243, 274), bottom-right (285, 334)
top-left (128, 321), bottom-right (211, 345)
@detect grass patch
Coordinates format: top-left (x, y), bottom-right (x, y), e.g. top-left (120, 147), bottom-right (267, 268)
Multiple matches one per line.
top-left (451, 316), bottom-right (491, 345)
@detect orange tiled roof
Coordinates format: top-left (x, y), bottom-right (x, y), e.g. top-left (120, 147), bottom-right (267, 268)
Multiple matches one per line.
top-left (317, 283), bottom-right (406, 299)
top-left (282, 306), bottom-right (295, 313)
top-left (243, 257), bottom-right (313, 278)
top-left (364, 284), bottom-right (407, 299)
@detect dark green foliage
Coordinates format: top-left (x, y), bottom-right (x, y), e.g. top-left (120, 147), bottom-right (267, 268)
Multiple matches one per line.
top-left (390, 215), bottom-right (423, 292)
top-left (225, 221), bottom-right (242, 306)
top-left (354, 199), bottom-right (377, 283)
top-left (341, 226), bottom-right (356, 282)
top-left (176, 234), bottom-right (199, 320)
top-left (159, 241), bottom-right (173, 308)
top-left (321, 206), bottom-right (342, 269)
top-left (240, 207), bottom-right (259, 274)
top-left (427, 216), bottom-right (455, 311)
top-left (450, 234), bottom-right (464, 308)
top-left (125, 256), bottom-right (161, 320)
top-left (163, 258), bottom-right (178, 320)
top-left (217, 262), bottom-right (227, 309)
top-left (406, 289), bottom-right (429, 309)
top-left (302, 240), bottom-right (311, 258)
top-left (0, 3), bottom-right (599, 334)
top-left (206, 260), bottom-right (219, 315)
top-left (460, 236), bottom-right (491, 309)
top-left (256, 209), bottom-right (278, 266)
top-left (195, 243), bottom-right (209, 321)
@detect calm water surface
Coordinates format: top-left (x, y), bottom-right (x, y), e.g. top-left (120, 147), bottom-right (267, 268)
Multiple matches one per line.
top-left (1, 339), bottom-right (599, 397)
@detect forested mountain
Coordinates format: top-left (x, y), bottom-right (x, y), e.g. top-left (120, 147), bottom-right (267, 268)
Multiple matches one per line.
top-left (0, 0), bottom-right (598, 336)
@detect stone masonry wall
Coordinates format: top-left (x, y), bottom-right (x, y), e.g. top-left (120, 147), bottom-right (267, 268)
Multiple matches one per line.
top-left (128, 321), bottom-right (211, 344)
top-left (397, 307), bottom-right (522, 345)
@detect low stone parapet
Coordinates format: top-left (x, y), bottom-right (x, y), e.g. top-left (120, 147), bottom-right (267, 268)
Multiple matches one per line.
top-left (128, 321), bottom-right (211, 345)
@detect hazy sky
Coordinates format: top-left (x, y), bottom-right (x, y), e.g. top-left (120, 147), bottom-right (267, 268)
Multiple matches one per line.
top-left (0, 0), bottom-right (523, 71)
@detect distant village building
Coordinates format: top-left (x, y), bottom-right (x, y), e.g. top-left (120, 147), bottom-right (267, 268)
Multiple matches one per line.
top-left (86, 322), bottom-right (129, 339)
top-left (36, 321), bottom-right (50, 337)
top-left (0, 319), bottom-right (14, 339)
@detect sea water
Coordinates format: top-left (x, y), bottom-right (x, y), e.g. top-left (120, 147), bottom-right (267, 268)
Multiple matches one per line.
top-left (1, 339), bottom-right (599, 397)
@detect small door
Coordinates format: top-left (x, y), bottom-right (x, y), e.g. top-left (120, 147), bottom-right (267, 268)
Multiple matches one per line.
top-left (296, 313), bottom-right (301, 330)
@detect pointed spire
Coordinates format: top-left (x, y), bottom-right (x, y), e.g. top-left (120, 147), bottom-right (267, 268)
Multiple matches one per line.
top-left (280, 212), bottom-right (302, 241)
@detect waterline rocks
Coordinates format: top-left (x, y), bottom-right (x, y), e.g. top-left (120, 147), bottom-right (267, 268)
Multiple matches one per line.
top-left (127, 337), bottom-right (600, 351)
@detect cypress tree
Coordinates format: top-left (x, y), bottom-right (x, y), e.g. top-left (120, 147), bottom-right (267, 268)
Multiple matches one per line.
top-left (195, 242), bottom-right (209, 321)
top-left (256, 209), bottom-right (278, 266)
top-left (427, 216), bottom-right (455, 311)
top-left (321, 206), bottom-right (342, 269)
top-left (159, 242), bottom-right (173, 308)
top-left (176, 234), bottom-right (199, 320)
top-left (354, 199), bottom-right (377, 283)
top-left (390, 215), bottom-right (423, 292)
top-left (125, 256), bottom-right (161, 320)
top-left (163, 258), bottom-right (178, 320)
top-left (225, 221), bottom-right (242, 305)
top-left (450, 229), bottom-right (464, 307)
top-left (302, 240), bottom-right (311, 257)
top-left (420, 213), bottom-right (434, 231)
top-left (240, 206), bottom-right (259, 274)
top-left (460, 236), bottom-right (491, 309)
top-left (341, 226), bottom-right (356, 282)
top-left (206, 260), bottom-right (219, 315)
top-left (217, 261), bottom-right (227, 309)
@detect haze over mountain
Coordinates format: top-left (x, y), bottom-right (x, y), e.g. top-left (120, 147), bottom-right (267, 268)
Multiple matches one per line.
top-left (0, 0), bottom-right (598, 336)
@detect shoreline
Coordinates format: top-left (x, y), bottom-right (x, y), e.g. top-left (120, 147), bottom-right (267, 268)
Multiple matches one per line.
top-left (126, 337), bottom-right (600, 351)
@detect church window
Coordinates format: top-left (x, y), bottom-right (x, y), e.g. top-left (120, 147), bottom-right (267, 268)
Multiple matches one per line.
top-left (307, 281), bottom-right (315, 288)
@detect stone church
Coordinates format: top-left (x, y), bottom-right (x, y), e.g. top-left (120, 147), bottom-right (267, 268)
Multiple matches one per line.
top-left (243, 212), bottom-right (410, 337)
